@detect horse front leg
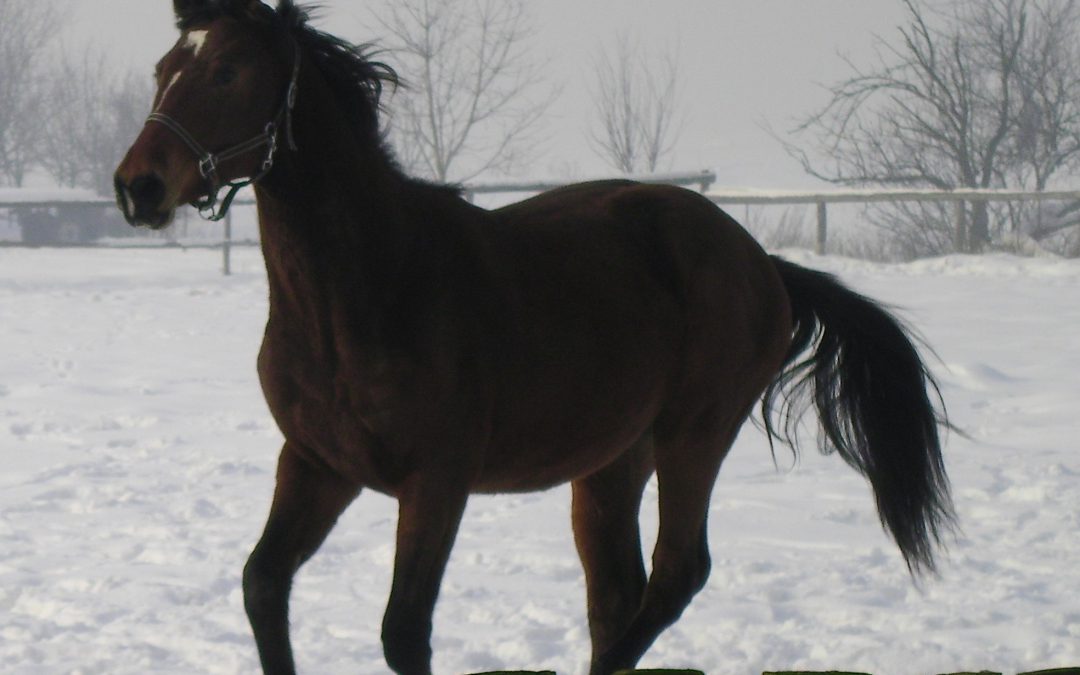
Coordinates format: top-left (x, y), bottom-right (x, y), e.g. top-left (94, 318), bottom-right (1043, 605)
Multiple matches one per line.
top-left (381, 475), bottom-right (469, 675)
top-left (243, 443), bottom-right (360, 675)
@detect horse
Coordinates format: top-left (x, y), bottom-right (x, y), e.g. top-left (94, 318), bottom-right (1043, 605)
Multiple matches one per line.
top-left (113, 2), bottom-right (955, 673)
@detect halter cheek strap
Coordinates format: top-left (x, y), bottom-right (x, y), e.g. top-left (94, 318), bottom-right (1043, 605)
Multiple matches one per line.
top-left (145, 40), bottom-right (301, 222)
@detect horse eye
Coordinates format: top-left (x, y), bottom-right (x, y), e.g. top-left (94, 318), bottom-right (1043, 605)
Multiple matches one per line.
top-left (213, 65), bottom-right (237, 86)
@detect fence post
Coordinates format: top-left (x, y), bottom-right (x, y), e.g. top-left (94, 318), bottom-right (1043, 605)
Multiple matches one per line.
top-left (223, 209), bottom-right (232, 276)
top-left (816, 201), bottom-right (828, 255)
top-left (698, 170), bottom-right (716, 193)
top-left (953, 199), bottom-right (966, 253)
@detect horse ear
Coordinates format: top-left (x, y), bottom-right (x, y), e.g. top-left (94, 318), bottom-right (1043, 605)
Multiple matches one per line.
top-left (173, 0), bottom-right (270, 22)
top-left (173, 0), bottom-right (206, 19)
top-left (233, 0), bottom-right (274, 20)
top-left (246, 0), bottom-right (273, 15)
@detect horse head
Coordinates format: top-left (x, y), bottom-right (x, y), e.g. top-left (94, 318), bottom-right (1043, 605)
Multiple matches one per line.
top-left (114, 0), bottom-right (296, 227)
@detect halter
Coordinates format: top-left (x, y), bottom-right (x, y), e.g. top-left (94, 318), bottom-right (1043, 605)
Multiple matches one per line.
top-left (145, 39), bottom-right (302, 222)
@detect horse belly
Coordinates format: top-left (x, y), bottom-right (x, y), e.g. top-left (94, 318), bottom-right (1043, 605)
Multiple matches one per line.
top-left (475, 331), bottom-right (675, 492)
top-left (475, 422), bottom-right (655, 493)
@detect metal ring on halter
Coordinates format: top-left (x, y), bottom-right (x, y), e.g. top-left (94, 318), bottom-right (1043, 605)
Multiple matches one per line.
top-left (261, 123), bottom-right (278, 172)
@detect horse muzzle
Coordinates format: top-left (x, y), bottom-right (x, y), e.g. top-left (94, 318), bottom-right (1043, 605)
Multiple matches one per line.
top-left (114, 172), bottom-right (176, 230)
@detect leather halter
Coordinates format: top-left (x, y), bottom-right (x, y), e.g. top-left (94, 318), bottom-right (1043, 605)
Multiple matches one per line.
top-left (145, 39), bottom-right (301, 221)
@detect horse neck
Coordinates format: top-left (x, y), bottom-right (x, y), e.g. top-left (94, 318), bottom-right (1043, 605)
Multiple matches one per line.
top-left (253, 69), bottom-right (423, 316)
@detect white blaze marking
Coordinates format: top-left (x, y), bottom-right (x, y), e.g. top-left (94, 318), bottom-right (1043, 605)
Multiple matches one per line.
top-left (185, 30), bottom-right (209, 57)
top-left (156, 71), bottom-right (183, 110)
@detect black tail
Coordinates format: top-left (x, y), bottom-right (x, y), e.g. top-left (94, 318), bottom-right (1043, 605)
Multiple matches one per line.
top-left (762, 256), bottom-right (955, 576)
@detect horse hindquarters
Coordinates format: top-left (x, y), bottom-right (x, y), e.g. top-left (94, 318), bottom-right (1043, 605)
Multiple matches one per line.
top-left (762, 256), bottom-right (956, 575)
top-left (585, 238), bottom-right (793, 673)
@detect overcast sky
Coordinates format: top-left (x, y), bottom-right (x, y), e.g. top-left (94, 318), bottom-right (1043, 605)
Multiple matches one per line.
top-left (65, 0), bottom-right (911, 188)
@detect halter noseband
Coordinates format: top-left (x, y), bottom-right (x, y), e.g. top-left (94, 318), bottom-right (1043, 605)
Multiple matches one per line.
top-left (145, 39), bottom-right (301, 222)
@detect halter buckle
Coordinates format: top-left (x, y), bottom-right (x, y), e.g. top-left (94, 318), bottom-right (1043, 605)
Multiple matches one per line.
top-left (198, 155), bottom-right (219, 182)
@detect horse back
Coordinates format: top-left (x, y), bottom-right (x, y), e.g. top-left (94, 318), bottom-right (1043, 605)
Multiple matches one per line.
top-left (466, 181), bottom-right (791, 490)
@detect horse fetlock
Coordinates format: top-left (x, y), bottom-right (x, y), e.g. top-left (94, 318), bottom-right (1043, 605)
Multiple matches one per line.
top-left (381, 620), bottom-right (433, 675)
top-left (589, 649), bottom-right (637, 675)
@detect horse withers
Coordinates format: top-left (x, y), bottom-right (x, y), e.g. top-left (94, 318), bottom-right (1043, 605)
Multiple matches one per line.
top-left (113, 2), bottom-right (955, 673)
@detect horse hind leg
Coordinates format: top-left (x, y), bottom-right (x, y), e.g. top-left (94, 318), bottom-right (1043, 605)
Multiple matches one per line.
top-left (572, 434), bottom-right (656, 660)
top-left (243, 443), bottom-right (360, 675)
top-left (589, 413), bottom-right (747, 675)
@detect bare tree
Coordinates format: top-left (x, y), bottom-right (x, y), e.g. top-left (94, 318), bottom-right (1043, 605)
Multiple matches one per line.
top-left (376, 0), bottom-right (553, 182)
top-left (1007, 2), bottom-right (1080, 189)
top-left (783, 0), bottom-right (1080, 254)
top-left (0, 0), bottom-right (60, 186)
top-left (40, 46), bottom-right (153, 195)
top-left (588, 35), bottom-right (682, 175)
top-left (998, 1), bottom-right (1080, 243)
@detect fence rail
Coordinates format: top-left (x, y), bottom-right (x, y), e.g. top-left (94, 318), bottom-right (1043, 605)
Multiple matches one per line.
top-left (463, 170), bottom-right (718, 199)
top-left (5, 180), bottom-right (1080, 271)
top-left (706, 187), bottom-right (1080, 254)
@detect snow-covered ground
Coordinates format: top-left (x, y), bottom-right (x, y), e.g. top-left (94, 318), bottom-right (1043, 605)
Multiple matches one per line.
top-left (1, 246), bottom-right (1077, 674)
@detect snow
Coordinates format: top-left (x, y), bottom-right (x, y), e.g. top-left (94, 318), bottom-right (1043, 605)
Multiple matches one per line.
top-left (1, 246), bottom-right (1078, 674)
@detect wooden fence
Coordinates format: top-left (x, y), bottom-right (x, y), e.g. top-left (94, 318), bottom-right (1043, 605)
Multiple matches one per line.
top-left (462, 170), bottom-right (718, 201)
top-left (5, 179), bottom-right (1080, 274)
top-left (706, 187), bottom-right (1080, 255)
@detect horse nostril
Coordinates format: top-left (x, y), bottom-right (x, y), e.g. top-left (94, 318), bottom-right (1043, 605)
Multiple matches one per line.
top-left (129, 174), bottom-right (166, 209)
top-left (114, 173), bottom-right (137, 223)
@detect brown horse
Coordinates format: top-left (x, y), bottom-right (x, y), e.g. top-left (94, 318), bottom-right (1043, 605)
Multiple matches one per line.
top-left (114, 2), bottom-right (955, 673)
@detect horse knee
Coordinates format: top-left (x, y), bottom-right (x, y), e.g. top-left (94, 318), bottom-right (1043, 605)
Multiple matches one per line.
top-left (242, 551), bottom-right (290, 619)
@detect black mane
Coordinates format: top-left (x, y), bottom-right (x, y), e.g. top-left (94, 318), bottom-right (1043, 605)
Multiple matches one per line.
top-left (176, 1), bottom-right (399, 153)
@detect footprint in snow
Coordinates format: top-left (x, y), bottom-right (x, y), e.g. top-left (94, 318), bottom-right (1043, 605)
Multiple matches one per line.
top-left (50, 359), bottom-right (75, 379)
